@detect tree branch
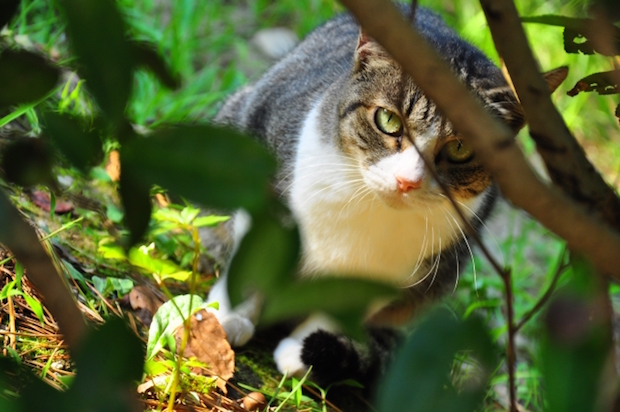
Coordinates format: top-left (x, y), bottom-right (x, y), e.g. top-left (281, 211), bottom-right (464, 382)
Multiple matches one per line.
top-left (0, 190), bottom-right (87, 351)
top-left (337, 0), bottom-right (620, 279)
top-left (480, 0), bottom-right (620, 231)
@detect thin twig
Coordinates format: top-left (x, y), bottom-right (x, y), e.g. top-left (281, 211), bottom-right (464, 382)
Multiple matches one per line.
top-left (500, 268), bottom-right (517, 412)
top-left (515, 247), bottom-right (568, 332)
top-left (337, 0), bottom-right (620, 278)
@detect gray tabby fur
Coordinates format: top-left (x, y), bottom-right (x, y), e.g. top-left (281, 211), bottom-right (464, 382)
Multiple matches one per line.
top-left (208, 4), bottom-right (524, 387)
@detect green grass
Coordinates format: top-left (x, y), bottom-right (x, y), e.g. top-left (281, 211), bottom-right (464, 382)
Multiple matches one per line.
top-left (4, 0), bottom-right (620, 411)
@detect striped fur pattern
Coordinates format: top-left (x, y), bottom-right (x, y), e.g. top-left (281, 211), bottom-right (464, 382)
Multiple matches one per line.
top-left (211, 5), bottom-right (524, 388)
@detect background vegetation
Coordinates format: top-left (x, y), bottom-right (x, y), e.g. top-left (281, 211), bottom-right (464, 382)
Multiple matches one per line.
top-left (0, 0), bottom-right (619, 411)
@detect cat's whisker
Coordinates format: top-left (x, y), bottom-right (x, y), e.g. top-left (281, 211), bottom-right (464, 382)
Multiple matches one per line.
top-left (424, 233), bottom-right (442, 293)
top-left (438, 205), bottom-right (462, 294)
top-left (455, 199), bottom-right (505, 266)
top-left (442, 206), bottom-right (477, 294)
top-left (406, 210), bottom-right (430, 283)
top-left (409, 221), bottom-right (437, 288)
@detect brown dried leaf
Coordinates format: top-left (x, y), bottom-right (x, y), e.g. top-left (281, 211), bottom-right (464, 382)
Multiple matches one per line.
top-left (129, 285), bottom-right (164, 314)
top-left (174, 309), bottom-right (235, 393)
top-left (128, 285), bottom-right (165, 326)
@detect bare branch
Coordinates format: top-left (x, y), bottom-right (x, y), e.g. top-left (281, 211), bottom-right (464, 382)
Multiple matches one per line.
top-left (337, 0), bottom-right (620, 279)
top-left (480, 0), bottom-right (620, 230)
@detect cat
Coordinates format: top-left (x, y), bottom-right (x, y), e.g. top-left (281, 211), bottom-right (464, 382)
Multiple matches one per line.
top-left (205, 4), bottom-right (562, 388)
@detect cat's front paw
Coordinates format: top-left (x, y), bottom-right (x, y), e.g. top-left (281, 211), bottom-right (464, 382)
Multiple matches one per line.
top-left (300, 330), bottom-right (361, 386)
top-left (273, 337), bottom-right (309, 377)
top-left (211, 311), bottom-right (255, 347)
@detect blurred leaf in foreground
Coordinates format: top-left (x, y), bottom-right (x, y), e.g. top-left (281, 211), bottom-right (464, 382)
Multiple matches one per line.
top-left (59, 0), bottom-right (132, 124)
top-left (43, 111), bottom-right (104, 172)
top-left (540, 256), bottom-right (612, 412)
top-left (121, 124), bottom-right (276, 213)
top-left (0, 50), bottom-right (59, 107)
top-left (377, 308), bottom-right (496, 412)
top-left (1, 139), bottom-right (55, 187)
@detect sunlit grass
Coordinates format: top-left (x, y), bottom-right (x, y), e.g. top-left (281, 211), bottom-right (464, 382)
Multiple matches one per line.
top-left (8, 0), bottom-right (619, 410)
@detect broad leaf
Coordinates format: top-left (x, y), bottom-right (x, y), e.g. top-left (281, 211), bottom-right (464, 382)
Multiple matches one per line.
top-left (121, 124), bottom-right (276, 212)
top-left (66, 318), bottom-right (144, 412)
top-left (43, 111), bottom-right (104, 172)
top-left (227, 210), bottom-right (299, 307)
top-left (377, 308), bottom-right (496, 412)
top-left (0, 50), bottom-right (59, 107)
top-left (132, 41), bottom-right (181, 89)
top-left (0, 139), bottom-right (55, 187)
top-left (0, 0), bottom-right (20, 29)
top-left (540, 255), bottom-right (610, 412)
top-left (59, 0), bottom-right (133, 124)
top-left (567, 70), bottom-right (619, 96)
top-left (127, 247), bottom-right (190, 281)
top-left (260, 277), bottom-right (399, 340)
top-left (147, 294), bottom-right (211, 359)
top-left (119, 163), bottom-right (152, 247)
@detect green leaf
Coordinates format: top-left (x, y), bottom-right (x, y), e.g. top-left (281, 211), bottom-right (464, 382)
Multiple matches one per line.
top-left (65, 317), bottom-right (144, 412)
top-left (59, 0), bottom-right (133, 124)
top-left (0, 0), bottom-right (20, 29)
top-left (146, 294), bottom-right (209, 359)
top-left (127, 247), bottom-right (190, 281)
top-left (22, 294), bottom-right (45, 325)
top-left (119, 163), bottom-right (152, 247)
top-left (120, 124), bottom-right (276, 213)
top-left (227, 211), bottom-right (299, 307)
top-left (92, 275), bottom-right (134, 297)
top-left (193, 215), bottom-right (230, 227)
top-left (540, 255), bottom-right (610, 412)
top-left (567, 70), bottom-right (619, 97)
top-left (0, 139), bottom-right (55, 187)
top-left (132, 41), bottom-right (181, 89)
top-left (0, 50), bottom-right (60, 107)
top-left (377, 308), bottom-right (496, 412)
top-left (42, 112), bottom-right (104, 172)
top-left (261, 277), bottom-right (399, 340)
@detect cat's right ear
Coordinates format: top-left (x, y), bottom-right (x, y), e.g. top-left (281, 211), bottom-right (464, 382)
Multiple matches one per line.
top-left (543, 66), bottom-right (569, 94)
top-left (354, 30), bottom-right (388, 72)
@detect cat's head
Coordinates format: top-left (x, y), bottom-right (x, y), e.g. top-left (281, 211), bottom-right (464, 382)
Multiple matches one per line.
top-left (337, 31), bottom-right (563, 211)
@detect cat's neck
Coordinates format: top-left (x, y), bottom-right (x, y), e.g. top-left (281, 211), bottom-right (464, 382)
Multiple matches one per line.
top-left (288, 100), bottom-right (482, 285)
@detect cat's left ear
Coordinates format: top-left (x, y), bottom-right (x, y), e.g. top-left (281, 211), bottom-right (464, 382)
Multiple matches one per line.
top-left (543, 66), bottom-right (569, 94)
top-left (354, 30), bottom-right (390, 71)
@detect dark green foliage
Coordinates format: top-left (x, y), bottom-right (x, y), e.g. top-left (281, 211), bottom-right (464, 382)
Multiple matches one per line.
top-left (227, 210), bottom-right (300, 307)
top-left (59, 0), bottom-right (132, 124)
top-left (42, 111), bottom-right (104, 172)
top-left (16, 318), bottom-right (144, 412)
top-left (540, 256), bottom-right (611, 412)
top-left (377, 308), bottom-right (496, 412)
top-left (261, 278), bottom-right (399, 340)
top-left (119, 160), bottom-right (153, 247)
top-left (0, 0), bottom-right (20, 29)
top-left (120, 124), bottom-right (276, 214)
top-left (131, 41), bottom-right (181, 90)
top-left (0, 50), bottom-right (59, 107)
top-left (1, 139), bottom-right (54, 187)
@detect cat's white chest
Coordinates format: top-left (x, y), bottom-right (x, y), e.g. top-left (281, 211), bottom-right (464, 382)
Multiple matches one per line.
top-left (288, 103), bottom-right (468, 286)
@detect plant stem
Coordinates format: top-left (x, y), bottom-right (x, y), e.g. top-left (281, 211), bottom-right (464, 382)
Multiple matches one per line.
top-left (501, 268), bottom-right (517, 412)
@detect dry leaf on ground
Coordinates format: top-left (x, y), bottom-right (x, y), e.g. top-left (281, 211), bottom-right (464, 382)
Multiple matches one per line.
top-left (174, 309), bottom-right (235, 393)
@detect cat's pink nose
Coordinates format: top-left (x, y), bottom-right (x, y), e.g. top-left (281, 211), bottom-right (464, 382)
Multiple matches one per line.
top-left (396, 176), bottom-right (422, 192)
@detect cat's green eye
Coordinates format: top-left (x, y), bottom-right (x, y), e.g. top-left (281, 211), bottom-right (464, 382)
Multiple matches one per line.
top-left (443, 139), bottom-right (474, 163)
top-left (374, 108), bottom-right (403, 137)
